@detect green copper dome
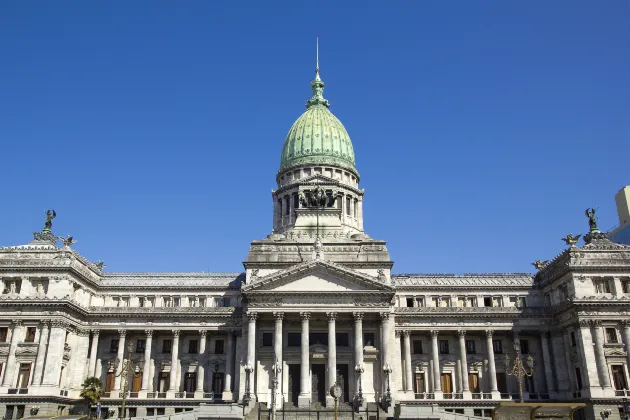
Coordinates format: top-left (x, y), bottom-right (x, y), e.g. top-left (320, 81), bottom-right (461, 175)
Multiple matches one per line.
top-left (279, 69), bottom-right (356, 173)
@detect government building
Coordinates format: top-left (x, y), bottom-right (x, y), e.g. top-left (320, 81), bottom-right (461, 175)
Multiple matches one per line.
top-left (1, 63), bottom-right (630, 420)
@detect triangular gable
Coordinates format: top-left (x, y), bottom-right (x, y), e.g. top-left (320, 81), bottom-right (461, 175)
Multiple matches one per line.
top-left (242, 259), bottom-right (394, 293)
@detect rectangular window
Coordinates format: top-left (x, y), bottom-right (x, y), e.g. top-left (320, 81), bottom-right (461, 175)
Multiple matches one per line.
top-left (17, 363), bottom-right (31, 388)
top-left (138, 297), bottom-right (145, 308)
top-left (520, 339), bottom-right (529, 354)
top-left (135, 339), bottom-right (145, 353)
top-left (158, 373), bottom-right (169, 392)
top-left (162, 339), bottom-right (172, 354)
top-left (414, 372), bottom-right (425, 394)
top-left (106, 372), bottom-right (115, 392)
top-left (346, 197), bottom-right (351, 215)
top-left (157, 408), bottom-right (165, 416)
top-left (215, 339), bottom-right (224, 354)
top-left (262, 333), bottom-right (273, 347)
top-left (611, 365), bottom-right (628, 390)
top-left (622, 280), bottom-right (630, 294)
top-left (309, 332), bottom-right (328, 345)
top-left (128, 408), bottom-right (136, 418)
top-left (146, 409), bottom-right (155, 417)
top-left (24, 327), bottom-right (36, 342)
top-left (288, 333), bottom-right (301, 347)
top-left (483, 296), bottom-right (492, 307)
top-left (413, 340), bottom-right (423, 354)
top-left (465, 339), bottom-right (476, 354)
top-left (517, 296), bottom-right (527, 308)
top-left (416, 297), bottom-right (425, 307)
top-left (406, 297), bottom-right (414, 307)
top-left (0, 327), bottom-right (8, 342)
top-left (493, 339), bottom-right (503, 354)
top-left (184, 373), bottom-right (196, 393)
top-left (439, 339), bottom-right (449, 354)
top-left (492, 296), bottom-right (502, 307)
top-left (595, 279), bottom-right (612, 293)
top-left (575, 367), bottom-right (583, 390)
top-left (188, 340), bottom-right (198, 354)
top-left (110, 339), bottom-right (119, 353)
top-left (469, 373), bottom-right (480, 392)
top-left (570, 331), bottom-right (577, 347)
top-left (363, 332), bottom-right (375, 347)
top-left (606, 328), bottom-right (618, 343)
top-left (336, 332), bottom-right (349, 347)
top-left (496, 372), bottom-right (507, 393)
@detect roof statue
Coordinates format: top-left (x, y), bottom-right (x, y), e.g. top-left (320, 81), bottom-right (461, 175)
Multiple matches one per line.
top-left (43, 209), bottom-right (56, 232)
top-left (60, 235), bottom-right (76, 248)
top-left (532, 260), bottom-right (548, 270)
top-left (585, 208), bottom-right (599, 232)
top-left (561, 233), bottom-right (581, 247)
top-left (94, 261), bottom-right (107, 271)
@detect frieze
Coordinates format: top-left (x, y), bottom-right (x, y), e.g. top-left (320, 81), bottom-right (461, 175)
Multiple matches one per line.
top-left (393, 275), bottom-right (533, 288)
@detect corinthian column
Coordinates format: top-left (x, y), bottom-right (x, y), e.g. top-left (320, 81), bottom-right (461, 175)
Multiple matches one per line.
top-left (458, 330), bottom-right (471, 398)
top-left (402, 331), bottom-right (414, 395)
top-left (431, 330), bottom-right (443, 398)
top-left (622, 322), bottom-right (630, 389)
top-left (87, 330), bottom-right (99, 379)
top-left (223, 331), bottom-right (235, 401)
top-left (113, 330), bottom-right (126, 392)
top-left (31, 321), bottom-right (50, 386)
top-left (486, 330), bottom-right (500, 399)
top-left (326, 312), bottom-right (337, 407)
top-left (141, 330), bottom-right (153, 392)
top-left (298, 312), bottom-right (310, 408)
top-left (168, 330), bottom-right (180, 395)
top-left (195, 330), bottom-right (206, 397)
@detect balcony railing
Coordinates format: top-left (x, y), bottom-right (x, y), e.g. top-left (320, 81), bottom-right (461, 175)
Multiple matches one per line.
top-left (615, 389), bottom-right (630, 397)
top-left (129, 392), bottom-right (139, 398)
top-left (443, 393), bottom-right (453, 399)
top-left (158, 392), bottom-right (167, 398)
top-left (147, 392), bottom-right (156, 398)
top-left (528, 393), bottom-right (550, 400)
top-left (500, 393), bottom-right (511, 399)
top-left (8, 388), bottom-right (28, 395)
top-left (203, 392), bottom-right (215, 399)
top-left (572, 391), bottom-right (582, 399)
top-left (59, 389), bottom-right (69, 397)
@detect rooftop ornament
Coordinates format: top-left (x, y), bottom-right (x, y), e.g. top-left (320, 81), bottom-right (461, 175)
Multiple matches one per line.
top-left (32, 210), bottom-right (57, 243)
top-left (60, 235), bottom-right (76, 248)
top-left (531, 260), bottom-right (548, 271)
top-left (562, 233), bottom-right (581, 247)
top-left (585, 208), bottom-right (599, 233)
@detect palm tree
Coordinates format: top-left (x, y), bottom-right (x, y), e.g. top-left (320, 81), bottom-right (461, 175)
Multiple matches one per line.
top-left (80, 376), bottom-right (104, 419)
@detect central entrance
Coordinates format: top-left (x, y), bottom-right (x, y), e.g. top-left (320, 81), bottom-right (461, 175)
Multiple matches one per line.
top-left (311, 364), bottom-right (326, 404)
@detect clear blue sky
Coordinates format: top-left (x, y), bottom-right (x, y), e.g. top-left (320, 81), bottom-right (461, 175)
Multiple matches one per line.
top-left (1, 1), bottom-right (629, 274)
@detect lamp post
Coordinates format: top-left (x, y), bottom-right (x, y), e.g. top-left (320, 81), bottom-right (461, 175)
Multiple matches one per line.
top-left (270, 357), bottom-right (281, 420)
top-left (354, 364), bottom-right (364, 412)
top-left (243, 363), bottom-right (253, 407)
top-left (113, 342), bottom-right (143, 419)
top-left (504, 343), bottom-right (533, 403)
top-left (382, 364), bottom-right (393, 410)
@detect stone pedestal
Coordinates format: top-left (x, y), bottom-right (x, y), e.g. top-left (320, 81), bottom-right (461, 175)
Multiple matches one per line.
top-left (222, 390), bottom-right (233, 401)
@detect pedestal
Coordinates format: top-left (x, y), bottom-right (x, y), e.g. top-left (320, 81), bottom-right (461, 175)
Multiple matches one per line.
top-left (433, 390), bottom-right (443, 399)
top-left (491, 390), bottom-right (502, 400)
top-left (194, 391), bottom-right (204, 399)
top-left (221, 391), bottom-right (233, 402)
top-left (298, 393), bottom-right (310, 408)
top-left (462, 390), bottom-right (472, 400)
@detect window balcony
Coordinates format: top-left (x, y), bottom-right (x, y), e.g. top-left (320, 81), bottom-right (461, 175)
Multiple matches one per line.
top-left (8, 388), bottom-right (28, 395)
top-left (615, 389), bottom-right (630, 397)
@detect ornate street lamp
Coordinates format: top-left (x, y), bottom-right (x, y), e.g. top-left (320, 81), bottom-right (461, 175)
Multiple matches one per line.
top-left (113, 342), bottom-right (143, 419)
top-left (270, 356), bottom-right (281, 420)
top-left (354, 364), bottom-right (364, 412)
top-left (243, 363), bottom-right (253, 407)
top-left (382, 364), bottom-right (393, 410)
top-left (504, 343), bottom-right (533, 403)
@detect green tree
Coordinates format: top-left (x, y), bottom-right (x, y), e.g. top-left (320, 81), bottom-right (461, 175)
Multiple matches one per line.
top-left (80, 376), bottom-right (104, 419)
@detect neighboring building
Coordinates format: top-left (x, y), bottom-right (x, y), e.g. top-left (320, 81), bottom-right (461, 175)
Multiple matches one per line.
top-left (1, 64), bottom-right (630, 420)
top-left (610, 186), bottom-right (630, 245)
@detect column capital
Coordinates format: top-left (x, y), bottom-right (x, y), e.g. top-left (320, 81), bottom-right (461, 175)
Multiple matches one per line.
top-left (590, 319), bottom-right (603, 327)
top-left (91, 329), bottom-right (100, 336)
top-left (352, 312), bottom-right (364, 321)
top-left (402, 330), bottom-right (411, 338)
top-left (12, 320), bottom-right (24, 328)
top-left (199, 330), bottom-right (207, 338)
top-left (118, 329), bottom-right (127, 337)
top-left (380, 312), bottom-right (390, 321)
top-left (77, 329), bottom-right (90, 337)
top-left (457, 330), bottom-right (466, 338)
top-left (430, 330), bottom-right (439, 338)
top-left (326, 312), bottom-right (337, 321)
top-left (578, 319), bottom-right (590, 328)
top-left (395, 330), bottom-right (402, 338)
top-left (39, 320), bottom-right (51, 329)
top-left (300, 312), bottom-right (311, 321)
top-left (273, 312), bottom-right (284, 321)
top-left (145, 330), bottom-right (154, 337)
top-left (247, 312), bottom-right (258, 322)
top-left (485, 329), bottom-right (494, 338)
top-left (622, 320), bottom-right (630, 328)
top-left (172, 330), bottom-right (180, 338)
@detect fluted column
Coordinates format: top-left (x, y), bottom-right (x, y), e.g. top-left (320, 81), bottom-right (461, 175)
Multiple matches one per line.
top-left (458, 330), bottom-right (470, 396)
top-left (486, 330), bottom-right (499, 399)
top-left (431, 330), bottom-right (442, 397)
top-left (402, 331), bottom-right (413, 394)
top-left (592, 321), bottom-right (612, 390)
top-left (380, 313), bottom-right (390, 370)
top-left (31, 321), bottom-right (50, 386)
top-left (141, 330), bottom-right (153, 391)
top-left (2, 322), bottom-right (23, 387)
top-left (114, 330), bottom-right (126, 391)
top-left (169, 330), bottom-right (180, 393)
top-left (87, 330), bottom-right (99, 379)
top-left (326, 312), bottom-right (337, 407)
top-left (196, 330), bottom-right (206, 394)
top-left (539, 331), bottom-right (555, 394)
top-left (298, 312), bottom-right (310, 407)
top-left (223, 331), bottom-right (235, 400)
top-left (354, 312), bottom-right (363, 371)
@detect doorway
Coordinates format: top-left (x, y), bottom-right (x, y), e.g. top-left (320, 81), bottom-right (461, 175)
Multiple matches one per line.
top-left (336, 364), bottom-right (349, 403)
top-left (288, 364), bottom-right (300, 406)
top-left (441, 373), bottom-right (453, 394)
top-left (311, 364), bottom-right (326, 404)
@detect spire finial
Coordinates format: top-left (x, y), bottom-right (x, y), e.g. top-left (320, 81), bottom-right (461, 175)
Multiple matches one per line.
top-left (306, 37), bottom-right (329, 108)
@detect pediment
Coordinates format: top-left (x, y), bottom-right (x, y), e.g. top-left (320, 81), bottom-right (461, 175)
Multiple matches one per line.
top-left (605, 347), bottom-right (627, 357)
top-left (298, 174), bottom-right (339, 185)
top-left (242, 260), bottom-right (394, 294)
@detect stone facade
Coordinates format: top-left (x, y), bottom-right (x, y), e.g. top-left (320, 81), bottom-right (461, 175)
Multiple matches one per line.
top-left (1, 66), bottom-right (630, 420)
